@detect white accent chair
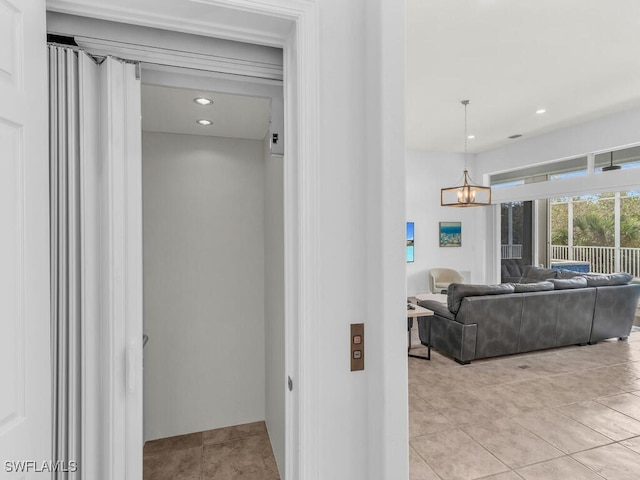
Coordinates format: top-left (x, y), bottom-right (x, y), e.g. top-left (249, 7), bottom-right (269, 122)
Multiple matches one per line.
top-left (429, 268), bottom-right (464, 294)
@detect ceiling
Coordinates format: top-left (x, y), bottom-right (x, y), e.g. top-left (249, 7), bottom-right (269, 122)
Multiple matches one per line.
top-left (407, 0), bottom-right (640, 153)
top-left (51, 0), bottom-right (640, 154)
top-left (141, 84), bottom-right (271, 140)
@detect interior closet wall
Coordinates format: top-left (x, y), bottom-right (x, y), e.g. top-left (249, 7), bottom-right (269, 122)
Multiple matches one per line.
top-left (142, 131), bottom-right (266, 441)
top-left (263, 137), bottom-right (285, 472)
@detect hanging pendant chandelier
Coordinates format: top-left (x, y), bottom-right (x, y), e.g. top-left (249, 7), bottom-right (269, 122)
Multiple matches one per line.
top-left (441, 100), bottom-right (492, 207)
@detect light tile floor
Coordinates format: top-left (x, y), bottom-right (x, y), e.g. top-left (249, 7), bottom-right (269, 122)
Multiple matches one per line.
top-left (143, 421), bottom-right (280, 480)
top-left (409, 329), bottom-right (640, 480)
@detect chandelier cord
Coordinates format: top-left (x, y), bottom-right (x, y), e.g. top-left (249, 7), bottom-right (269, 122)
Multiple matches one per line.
top-left (462, 99), bottom-right (469, 170)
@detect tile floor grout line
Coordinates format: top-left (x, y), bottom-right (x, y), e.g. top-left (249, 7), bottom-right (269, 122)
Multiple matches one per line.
top-left (549, 401), bottom-right (640, 443)
top-left (568, 450), bottom-right (615, 480)
top-left (553, 401), bottom-right (640, 444)
top-left (408, 445), bottom-right (445, 480)
top-left (199, 444), bottom-right (204, 480)
top-left (510, 406), bottom-right (617, 456)
top-left (409, 332), bottom-right (640, 480)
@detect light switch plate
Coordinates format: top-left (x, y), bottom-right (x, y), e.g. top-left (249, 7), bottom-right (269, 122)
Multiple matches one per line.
top-left (351, 323), bottom-right (364, 371)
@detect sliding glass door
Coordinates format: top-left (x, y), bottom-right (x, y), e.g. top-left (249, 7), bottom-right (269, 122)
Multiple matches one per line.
top-left (500, 201), bottom-right (534, 281)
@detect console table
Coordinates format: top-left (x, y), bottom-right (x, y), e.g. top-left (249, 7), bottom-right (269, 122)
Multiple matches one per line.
top-left (407, 303), bottom-right (434, 360)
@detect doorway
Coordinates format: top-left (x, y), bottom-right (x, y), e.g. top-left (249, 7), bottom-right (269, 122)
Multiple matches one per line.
top-left (500, 201), bottom-right (535, 282)
top-left (45, 2), bottom-right (327, 477)
top-left (139, 77), bottom-right (285, 478)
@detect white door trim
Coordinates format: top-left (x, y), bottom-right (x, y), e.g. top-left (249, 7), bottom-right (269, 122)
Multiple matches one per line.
top-left (45, 1), bottom-right (320, 479)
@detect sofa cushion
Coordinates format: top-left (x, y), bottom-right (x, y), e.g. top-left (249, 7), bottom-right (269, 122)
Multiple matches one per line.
top-left (583, 274), bottom-right (613, 287)
top-left (501, 259), bottom-right (526, 283)
top-left (583, 272), bottom-right (633, 287)
top-left (549, 277), bottom-right (587, 290)
top-left (447, 283), bottom-right (516, 314)
top-left (607, 273), bottom-right (634, 285)
top-left (513, 281), bottom-right (555, 293)
top-left (520, 266), bottom-right (558, 283)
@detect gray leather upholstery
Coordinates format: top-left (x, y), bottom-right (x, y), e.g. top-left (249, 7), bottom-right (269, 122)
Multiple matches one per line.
top-left (556, 269), bottom-right (584, 279)
top-left (520, 266), bottom-right (557, 283)
top-left (556, 289), bottom-right (595, 346)
top-left (513, 281), bottom-right (554, 293)
top-left (591, 284), bottom-right (640, 342)
top-left (549, 277), bottom-right (588, 289)
top-left (422, 300), bottom-right (455, 321)
top-left (501, 259), bottom-right (527, 283)
top-left (583, 274), bottom-right (613, 286)
top-left (584, 272), bottom-right (633, 286)
top-left (418, 278), bottom-right (640, 364)
top-left (447, 283), bottom-right (515, 314)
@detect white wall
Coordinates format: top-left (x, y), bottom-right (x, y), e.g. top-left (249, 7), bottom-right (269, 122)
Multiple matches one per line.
top-left (406, 150), bottom-right (484, 295)
top-left (477, 107), bottom-right (640, 177)
top-left (142, 132), bottom-right (266, 441)
top-left (263, 138), bottom-right (285, 473)
top-left (363, 2), bottom-right (408, 478)
top-left (314, 1), bottom-right (408, 478)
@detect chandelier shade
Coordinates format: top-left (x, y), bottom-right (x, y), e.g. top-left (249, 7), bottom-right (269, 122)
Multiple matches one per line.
top-left (440, 100), bottom-right (492, 207)
top-left (441, 169), bottom-right (491, 207)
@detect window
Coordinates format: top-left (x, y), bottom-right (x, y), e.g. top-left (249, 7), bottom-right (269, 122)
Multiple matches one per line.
top-left (490, 146), bottom-right (640, 186)
top-left (594, 145), bottom-right (640, 173)
top-left (550, 191), bottom-right (640, 276)
top-left (490, 156), bottom-right (587, 186)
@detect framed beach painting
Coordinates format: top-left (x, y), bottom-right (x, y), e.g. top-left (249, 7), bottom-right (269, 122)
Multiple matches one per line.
top-left (406, 222), bottom-right (414, 262)
top-left (439, 222), bottom-right (461, 247)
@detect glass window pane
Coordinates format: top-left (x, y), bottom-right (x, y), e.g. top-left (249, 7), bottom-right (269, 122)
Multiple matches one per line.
top-left (550, 200), bottom-right (568, 246)
top-left (620, 192), bottom-right (640, 276)
top-left (572, 194), bottom-right (614, 247)
top-left (500, 201), bottom-right (530, 261)
top-left (595, 145), bottom-right (640, 173)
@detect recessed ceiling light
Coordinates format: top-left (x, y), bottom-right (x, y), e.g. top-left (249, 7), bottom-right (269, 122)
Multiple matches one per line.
top-left (536, 109), bottom-right (546, 114)
top-left (197, 119), bottom-right (213, 126)
top-left (467, 135), bottom-right (475, 140)
top-left (194, 97), bottom-right (213, 106)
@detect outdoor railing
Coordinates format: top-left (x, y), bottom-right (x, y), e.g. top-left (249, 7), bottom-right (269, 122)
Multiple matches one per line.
top-left (621, 248), bottom-right (640, 278)
top-left (551, 245), bottom-right (640, 277)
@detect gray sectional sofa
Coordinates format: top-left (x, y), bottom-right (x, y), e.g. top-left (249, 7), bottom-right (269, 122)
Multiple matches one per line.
top-left (417, 267), bottom-right (640, 364)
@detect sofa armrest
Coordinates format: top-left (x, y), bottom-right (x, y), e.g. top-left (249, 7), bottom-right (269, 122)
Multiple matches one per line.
top-left (418, 300), bottom-right (455, 321)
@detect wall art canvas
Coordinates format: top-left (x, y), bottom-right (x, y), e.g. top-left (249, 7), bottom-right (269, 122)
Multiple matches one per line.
top-left (406, 222), bottom-right (414, 262)
top-left (439, 222), bottom-right (461, 247)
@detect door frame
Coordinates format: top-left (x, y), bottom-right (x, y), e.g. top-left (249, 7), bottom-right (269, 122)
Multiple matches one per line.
top-left (47, 1), bottom-right (320, 478)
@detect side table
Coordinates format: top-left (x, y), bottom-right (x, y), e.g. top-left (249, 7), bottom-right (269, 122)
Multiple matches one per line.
top-left (407, 303), bottom-right (434, 360)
